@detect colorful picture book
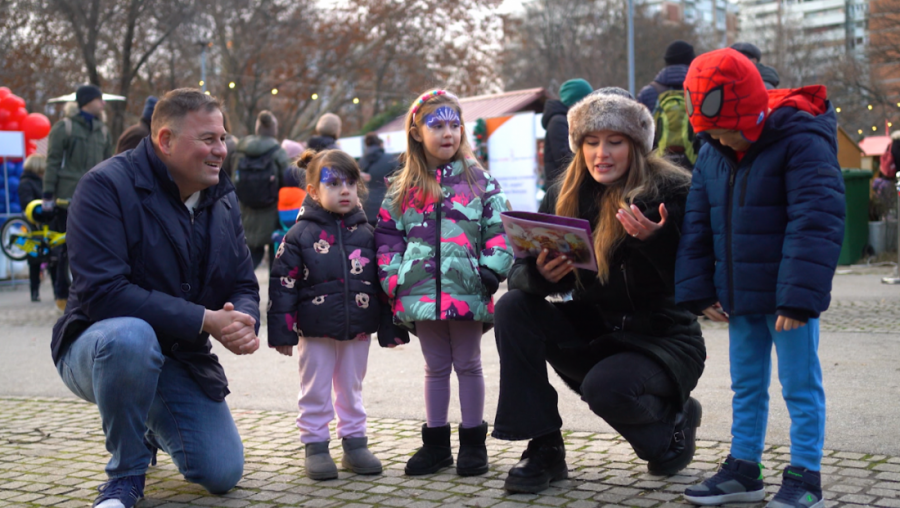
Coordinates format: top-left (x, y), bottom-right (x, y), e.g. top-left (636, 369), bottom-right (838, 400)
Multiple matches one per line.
top-left (499, 211), bottom-right (597, 271)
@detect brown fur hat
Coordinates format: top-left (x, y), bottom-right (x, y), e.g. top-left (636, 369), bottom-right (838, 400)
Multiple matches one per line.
top-left (567, 89), bottom-right (655, 155)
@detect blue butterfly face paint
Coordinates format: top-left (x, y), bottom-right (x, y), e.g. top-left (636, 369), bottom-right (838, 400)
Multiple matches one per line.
top-left (317, 166), bottom-right (359, 214)
top-left (424, 106), bottom-right (461, 131)
top-left (320, 166), bottom-right (357, 187)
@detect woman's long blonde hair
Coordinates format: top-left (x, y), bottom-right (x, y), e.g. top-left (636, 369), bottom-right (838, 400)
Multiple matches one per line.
top-left (555, 138), bottom-right (690, 282)
top-left (388, 90), bottom-right (482, 212)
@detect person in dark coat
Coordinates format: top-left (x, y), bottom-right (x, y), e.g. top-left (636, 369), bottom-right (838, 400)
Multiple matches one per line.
top-left (307, 113), bottom-right (341, 151)
top-left (231, 110), bottom-right (291, 270)
top-left (542, 78), bottom-right (593, 186)
top-left (50, 88), bottom-right (260, 508)
top-left (731, 41), bottom-right (781, 89)
top-left (19, 154), bottom-right (55, 302)
top-left (359, 132), bottom-right (400, 226)
top-left (492, 88), bottom-right (705, 494)
top-left (676, 49), bottom-right (844, 508)
top-left (638, 40), bottom-right (695, 111)
top-left (115, 96), bottom-right (157, 154)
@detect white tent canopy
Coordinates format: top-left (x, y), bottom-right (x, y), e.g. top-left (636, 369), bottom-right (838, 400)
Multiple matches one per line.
top-left (46, 93), bottom-right (126, 104)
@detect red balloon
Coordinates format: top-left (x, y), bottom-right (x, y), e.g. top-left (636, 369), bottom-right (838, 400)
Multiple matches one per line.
top-left (0, 109), bottom-right (9, 123)
top-left (13, 107), bottom-right (27, 122)
top-left (25, 145), bottom-right (36, 157)
top-left (0, 87), bottom-right (10, 100)
top-left (3, 120), bottom-right (20, 131)
top-left (27, 139), bottom-right (38, 149)
top-left (22, 113), bottom-right (51, 139)
top-left (0, 94), bottom-right (25, 112)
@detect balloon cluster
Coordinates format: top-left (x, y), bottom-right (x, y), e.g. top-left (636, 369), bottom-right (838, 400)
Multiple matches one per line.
top-left (0, 86), bottom-right (52, 157)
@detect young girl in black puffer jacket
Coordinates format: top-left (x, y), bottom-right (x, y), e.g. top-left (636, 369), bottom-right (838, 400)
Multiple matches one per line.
top-left (267, 149), bottom-right (382, 481)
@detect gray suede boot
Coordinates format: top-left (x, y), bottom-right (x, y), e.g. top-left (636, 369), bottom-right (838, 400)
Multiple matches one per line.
top-left (305, 441), bottom-right (338, 480)
top-left (341, 437), bottom-right (383, 475)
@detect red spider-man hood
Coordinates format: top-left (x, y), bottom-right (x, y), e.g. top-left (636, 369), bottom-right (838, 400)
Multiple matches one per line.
top-left (685, 48), bottom-right (769, 142)
top-left (685, 49), bottom-right (829, 143)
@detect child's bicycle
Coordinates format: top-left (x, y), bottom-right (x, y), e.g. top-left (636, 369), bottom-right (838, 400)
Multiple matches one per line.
top-left (0, 199), bottom-right (70, 262)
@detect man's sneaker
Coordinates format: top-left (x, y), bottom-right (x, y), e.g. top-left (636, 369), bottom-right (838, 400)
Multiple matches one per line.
top-left (93, 475), bottom-right (145, 508)
top-left (766, 466), bottom-right (824, 508)
top-left (684, 454), bottom-right (766, 505)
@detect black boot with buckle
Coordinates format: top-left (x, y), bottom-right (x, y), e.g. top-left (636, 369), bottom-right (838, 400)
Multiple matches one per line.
top-left (647, 396), bottom-right (702, 476)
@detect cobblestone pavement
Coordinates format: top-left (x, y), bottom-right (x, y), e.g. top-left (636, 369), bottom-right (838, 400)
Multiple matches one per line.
top-left (2, 398), bottom-right (900, 508)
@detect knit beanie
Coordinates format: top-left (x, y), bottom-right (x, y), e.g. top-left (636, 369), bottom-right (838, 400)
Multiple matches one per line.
top-left (559, 79), bottom-right (593, 107)
top-left (141, 96), bottom-right (158, 124)
top-left (567, 88), bottom-right (655, 155)
top-left (315, 113), bottom-right (342, 138)
top-left (684, 48), bottom-right (769, 142)
top-left (730, 42), bottom-right (762, 62)
top-left (664, 40), bottom-right (695, 66)
top-left (76, 85), bottom-right (103, 108)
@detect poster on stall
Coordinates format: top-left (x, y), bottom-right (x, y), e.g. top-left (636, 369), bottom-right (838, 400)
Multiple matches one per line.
top-left (487, 112), bottom-right (538, 212)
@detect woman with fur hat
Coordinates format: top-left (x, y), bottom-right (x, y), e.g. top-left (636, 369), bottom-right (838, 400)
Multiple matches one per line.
top-left (492, 87), bottom-right (706, 494)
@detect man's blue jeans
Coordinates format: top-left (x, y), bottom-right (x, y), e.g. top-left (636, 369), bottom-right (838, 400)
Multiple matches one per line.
top-left (55, 317), bottom-right (244, 493)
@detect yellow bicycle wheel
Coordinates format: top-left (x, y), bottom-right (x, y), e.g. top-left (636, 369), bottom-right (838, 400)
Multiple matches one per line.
top-left (1, 217), bottom-right (34, 261)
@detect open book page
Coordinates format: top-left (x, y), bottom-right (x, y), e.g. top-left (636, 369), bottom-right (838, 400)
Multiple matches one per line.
top-left (500, 211), bottom-right (597, 271)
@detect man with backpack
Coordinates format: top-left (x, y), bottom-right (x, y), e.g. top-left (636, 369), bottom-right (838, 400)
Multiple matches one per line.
top-left (231, 110), bottom-right (291, 270)
top-left (43, 84), bottom-right (114, 311)
top-left (638, 40), bottom-right (698, 170)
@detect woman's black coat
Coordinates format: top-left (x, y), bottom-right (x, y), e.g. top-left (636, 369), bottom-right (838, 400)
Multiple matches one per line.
top-left (507, 178), bottom-right (706, 406)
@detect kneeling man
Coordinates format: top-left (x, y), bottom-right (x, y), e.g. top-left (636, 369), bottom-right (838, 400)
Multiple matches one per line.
top-left (51, 88), bottom-right (260, 508)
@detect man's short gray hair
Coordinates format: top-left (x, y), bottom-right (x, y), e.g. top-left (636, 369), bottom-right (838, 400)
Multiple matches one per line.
top-left (151, 88), bottom-right (223, 138)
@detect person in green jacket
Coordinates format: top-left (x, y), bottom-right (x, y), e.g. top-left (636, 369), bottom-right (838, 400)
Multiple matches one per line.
top-left (231, 110), bottom-right (292, 270)
top-left (42, 84), bottom-right (114, 311)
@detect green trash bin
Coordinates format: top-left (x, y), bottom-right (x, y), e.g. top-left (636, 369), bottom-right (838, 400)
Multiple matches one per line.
top-left (838, 169), bottom-right (873, 265)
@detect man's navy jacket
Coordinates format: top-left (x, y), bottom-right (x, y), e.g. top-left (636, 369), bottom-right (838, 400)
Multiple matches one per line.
top-left (51, 137), bottom-right (260, 401)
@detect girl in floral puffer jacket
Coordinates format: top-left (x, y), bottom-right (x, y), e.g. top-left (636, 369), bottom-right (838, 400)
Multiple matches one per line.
top-left (268, 149), bottom-right (383, 481)
top-left (375, 90), bottom-right (514, 478)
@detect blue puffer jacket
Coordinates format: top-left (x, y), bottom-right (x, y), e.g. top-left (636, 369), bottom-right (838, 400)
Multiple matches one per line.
top-left (675, 94), bottom-right (845, 321)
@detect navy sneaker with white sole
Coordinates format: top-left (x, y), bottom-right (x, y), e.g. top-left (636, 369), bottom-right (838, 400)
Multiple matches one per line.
top-left (93, 474), bottom-right (145, 508)
top-left (766, 466), bottom-right (824, 508)
top-left (684, 454), bottom-right (765, 505)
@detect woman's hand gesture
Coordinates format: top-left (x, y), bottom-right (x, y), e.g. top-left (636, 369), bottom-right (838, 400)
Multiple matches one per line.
top-left (536, 248), bottom-right (574, 283)
top-left (617, 203), bottom-right (668, 241)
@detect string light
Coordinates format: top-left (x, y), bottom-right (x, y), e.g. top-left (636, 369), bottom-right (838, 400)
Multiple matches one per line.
top-left (835, 107), bottom-right (841, 113)
top-left (204, 91), bottom-right (210, 95)
top-left (228, 82), bottom-right (235, 89)
top-left (873, 126), bottom-right (878, 131)
top-left (353, 97), bottom-right (360, 104)
top-left (858, 129), bottom-right (864, 135)
top-left (199, 80), bottom-right (204, 87)
top-left (312, 93), bottom-right (319, 100)
top-left (271, 88), bottom-right (278, 95)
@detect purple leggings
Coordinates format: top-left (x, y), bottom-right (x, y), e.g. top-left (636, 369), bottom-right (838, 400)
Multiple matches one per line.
top-left (416, 320), bottom-right (484, 429)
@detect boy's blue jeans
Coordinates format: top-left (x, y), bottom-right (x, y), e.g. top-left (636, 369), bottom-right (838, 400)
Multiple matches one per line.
top-left (729, 314), bottom-right (825, 471)
top-left (55, 317), bottom-right (244, 493)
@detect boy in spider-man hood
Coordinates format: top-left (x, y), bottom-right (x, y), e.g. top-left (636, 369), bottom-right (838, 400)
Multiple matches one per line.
top-left (674, 48), bottom-right (845, 508)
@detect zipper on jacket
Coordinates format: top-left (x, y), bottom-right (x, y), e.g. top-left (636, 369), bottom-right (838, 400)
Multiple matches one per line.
top-left (620, 260), bottom-right (637, 313)
top-left (435, 176), bottom-right (443, 320)
top-left (738, 169), bottom-right (751, 207)
top-left (726, 163), bottom-right (738, 312)
top-left (337, 219), bottom-right (350, 340)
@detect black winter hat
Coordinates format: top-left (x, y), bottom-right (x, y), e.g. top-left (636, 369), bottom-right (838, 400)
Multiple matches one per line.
top-left (664, 40), bottom-right (695, 66)
top-left (731, 42), bottom-right (762, 62)
top-left (141, 96), bottom-right (158, 124)
top-left (76, 85), bottom-right (103, 108)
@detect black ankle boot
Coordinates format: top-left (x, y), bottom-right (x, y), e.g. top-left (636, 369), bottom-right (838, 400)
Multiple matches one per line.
top-left (647, 396), bottom-right (702, 476)
top-left (457, 421), bottom-right (489, 476)
top-left (30, 289), bottom-right (40, 302)
top-left (503, 433), bottom-right (568, 494)
top-left (405, 424), bottom-right (453, 475)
